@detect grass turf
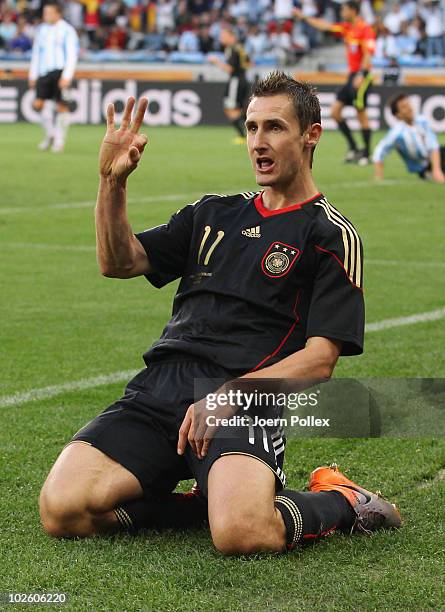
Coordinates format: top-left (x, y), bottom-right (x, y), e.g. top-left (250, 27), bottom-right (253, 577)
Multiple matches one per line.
top-left (0, 123), bottom-right (444, 611)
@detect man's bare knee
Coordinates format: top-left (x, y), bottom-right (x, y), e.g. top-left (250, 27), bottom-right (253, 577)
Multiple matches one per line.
top-left (208, 455), bottom-right (286, 555)
top-left (211, 512), bottom-right (279, 555)
top-left (331, 101), bottom-right (343, 123)
top-left (39, 481), bottom-right (94, 538)
top-left (38, 442), bottom-right (142, 538)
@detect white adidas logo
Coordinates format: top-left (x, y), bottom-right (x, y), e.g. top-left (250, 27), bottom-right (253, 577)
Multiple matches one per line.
top-left (242, 226), bottom-right (261, 238)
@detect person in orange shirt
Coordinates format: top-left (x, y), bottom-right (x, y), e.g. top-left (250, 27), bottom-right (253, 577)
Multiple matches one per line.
top-left (295, 1), bottom-right (376, 165)
top-left (80, 0), bottom-right (100, 44)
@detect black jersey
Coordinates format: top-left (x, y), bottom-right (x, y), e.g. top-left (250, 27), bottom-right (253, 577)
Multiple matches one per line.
top-left (225, 43), bottom-right (249, 79)
top-left (135, 192), bottom-right (365, 375)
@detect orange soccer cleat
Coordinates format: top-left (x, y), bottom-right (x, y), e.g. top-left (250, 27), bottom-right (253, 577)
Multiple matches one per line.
top-left (309, 464), bottom-right (402, 534)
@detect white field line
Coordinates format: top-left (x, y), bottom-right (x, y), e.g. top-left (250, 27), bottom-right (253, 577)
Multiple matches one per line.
top-left (0, 192), bottom-right (204, 215)
top-left (1, 306), bottom-right (445, 409)
top-left (416, 468), bottom-right (445, 490)
top-left (365, 307), bottom-right (445, 333)
top-left (0, 370), bottom-right (138, 409)
top-left (0, 180), bottom-right (413, 215)
top-left (367, 259), bottom-right (445, 269)
top-left (0, 242), bottom-right (95, 252)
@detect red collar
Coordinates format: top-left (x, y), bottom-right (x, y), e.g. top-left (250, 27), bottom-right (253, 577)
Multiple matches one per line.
top-left (253, 191), bottom-right (322, 218)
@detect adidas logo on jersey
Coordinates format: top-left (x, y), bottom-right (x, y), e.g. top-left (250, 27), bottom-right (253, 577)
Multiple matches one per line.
top-left (242, 226), bottom-right (261, 238)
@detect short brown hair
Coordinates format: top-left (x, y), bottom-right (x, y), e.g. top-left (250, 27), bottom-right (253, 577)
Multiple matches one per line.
top-left (344, 1), bottom-right (360, 14)
top-left (249, 71), bottom-right (321, 134)
top-left (44, 1), bottom-right (62, 13)
top-left (390, 93), bottom-right (407, 116)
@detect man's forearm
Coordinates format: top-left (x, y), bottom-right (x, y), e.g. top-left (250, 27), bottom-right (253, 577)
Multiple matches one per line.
top-left (302, 16), bottom-right (333, 32)
top-left (430, 149), bottom-right (443, 174)
top-left (361, 50), bottom-right (372, 72)
top-left (213, 58), bottom-right (233, 75)
top-left (242, 338), bottom-right (341, 382)
top-left (95, 177), bottom-right (143, 277)
top-left (374, 161), bottom-right (384, 180)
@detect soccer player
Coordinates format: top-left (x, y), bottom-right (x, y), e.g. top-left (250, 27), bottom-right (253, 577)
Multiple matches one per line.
top-left (28, 2), bottom-right (79, 153)
top-left (208, 25), bottom-right (250, 144)
top-left (294, 1), bottom-right (376, 165)
top-left (373, 94), bottom-right (445, 184)
top-left (39, 72), bottom-right (400, 553)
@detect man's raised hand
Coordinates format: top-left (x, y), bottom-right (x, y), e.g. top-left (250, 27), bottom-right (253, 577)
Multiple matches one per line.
top-left (99, 97), bottom-right (149, 182)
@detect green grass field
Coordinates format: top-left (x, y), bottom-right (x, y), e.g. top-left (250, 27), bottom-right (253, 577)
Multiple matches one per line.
top-left (1, 123), bottom-right (444, 611)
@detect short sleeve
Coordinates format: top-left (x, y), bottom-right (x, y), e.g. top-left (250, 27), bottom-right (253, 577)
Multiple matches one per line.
top-left (420, 117), bottom-right (440, 152)
top-left (135, 203), bottom-right (195, 288)
top-left (362, 25), bottom-right (376, 53)
top-left (372, 126), bottom-right (400, 162)
top-left (306, 217), bottom-right (365, 356)
top-left (229, 48), bottom-right (240, 71)
top-left (331, 22), bottom-right (346, 36)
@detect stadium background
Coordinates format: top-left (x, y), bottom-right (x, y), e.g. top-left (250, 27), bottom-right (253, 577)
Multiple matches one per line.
top-left (1, 1), bottom-right (445, 611)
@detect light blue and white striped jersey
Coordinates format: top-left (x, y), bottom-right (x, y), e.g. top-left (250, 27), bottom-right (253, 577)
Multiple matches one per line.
top-left (29, 19), bottom-right (79, 82)
top-left (372, 116), bottom-right (439, 174)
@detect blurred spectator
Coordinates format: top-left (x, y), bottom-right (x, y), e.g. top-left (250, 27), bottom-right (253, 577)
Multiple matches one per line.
top-left (178, 26), bottom-right (199, 52)
top-left (382, 57), bottom-right (401, 84)
top-left (407, 16), bottom-right (425, 45)
top-left (396, 21), bottom-right (417, 56)
top-left (274, 0), bottom-right (294, 20)
top-left (419, 0), bottom-right (444, 57)
top-left (105, 20), bottom-right (128, 50)
top-left (300, 0), bottom-right (320, 49)
top-left (330, 0), bottom-right (344, 22)
top-left (163, 26), bottom-right (179, 51)
top-left (188, 0), bottom-right (213, 16)
top-left (414, 21), bottom-right (429, 57)
top-left (245, 23), bottom-right (269, 57)
top-left (100, 1), bottom-right (124, 27)
top-left (374, 25), bottom-right (398, 59)
top-left (80, 0), bottom-right (100, 43)
top-left (399, 0), bottom-right (417, 22)
top-left (64, 0), bottom-right (84, 31)
top-left (383, 3), bottom-right (405, 35)
top-left (144, 28), bottom-right (165, 50)
top-left (361, 0), bottom-right (376, 25)
top-left (8, 14), bottom-right (32, 52)
top-left (227, 0), bottom-right (249, 19)
top-left (198, 23), bottom-right (215, 53)
top-left (89, 26), bottom-right (108, 50)
top-left (0, 9), bottom-right (17, 47)
top-left (0, 0), bottom-right (442, 65)
top-left (269, 20), bottom-right (293, 65)
top-left (208, 8), bottom-right (222, 45)
top-left (156, 0), bottom-right (175, 32)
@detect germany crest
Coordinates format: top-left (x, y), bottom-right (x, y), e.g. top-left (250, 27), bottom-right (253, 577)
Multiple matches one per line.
top-left (261, 242), bottom-right (301, 278)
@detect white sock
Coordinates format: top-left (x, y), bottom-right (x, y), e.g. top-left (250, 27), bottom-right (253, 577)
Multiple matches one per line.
top-left (41, 102), bottom-right (54, 140)
top-left (54, 112), bottom-right (70, 147)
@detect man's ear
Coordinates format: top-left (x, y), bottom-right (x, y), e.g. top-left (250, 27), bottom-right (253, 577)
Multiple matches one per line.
top-left (305, 123), bottom-right (322, 148)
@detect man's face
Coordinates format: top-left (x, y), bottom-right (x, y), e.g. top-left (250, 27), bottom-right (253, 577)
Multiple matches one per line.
top-left (340, 5), bottom-right (356, 22)
top-left (43, 6), bottom-right (61, 24)
top-left (245, 94), bottom-right (315, 189)
top-left (220, 29), bottom-right (234, 47)
top-left (396, 98), bottom-right (415, 123)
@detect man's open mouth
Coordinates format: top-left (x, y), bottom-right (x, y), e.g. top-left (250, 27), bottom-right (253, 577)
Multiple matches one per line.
top-left (256, 157), bottom-right (275, 173)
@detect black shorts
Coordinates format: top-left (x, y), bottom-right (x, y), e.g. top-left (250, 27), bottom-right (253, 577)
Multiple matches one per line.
top-left (418, 145), bottom-right (445, 178)
top-left (336, 72), bottom-right (373, 110)
top-left (223, 76), bottom-right (249, 111)
top-left (71, 359), bottom-right (286, 498)
top-left (36, 70), bottom-right (69, 104)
